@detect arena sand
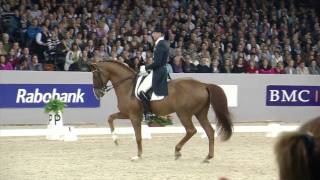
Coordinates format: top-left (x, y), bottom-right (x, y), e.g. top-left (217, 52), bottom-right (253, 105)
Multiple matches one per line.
top-left (0, 133), bottom-right (277, 180)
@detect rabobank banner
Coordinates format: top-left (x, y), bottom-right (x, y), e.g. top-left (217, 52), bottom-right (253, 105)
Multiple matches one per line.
top-left (0, 84), bottom-right (100, 108)
top-left (266, 85), bottom-right (320, 106)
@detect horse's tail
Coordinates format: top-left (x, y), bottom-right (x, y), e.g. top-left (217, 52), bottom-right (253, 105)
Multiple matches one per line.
top-left (206, 84), bottom-right (233, 141)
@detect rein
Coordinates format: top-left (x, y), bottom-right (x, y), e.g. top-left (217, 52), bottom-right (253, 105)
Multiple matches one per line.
top-left (93, 69), bottom-right (136, 93)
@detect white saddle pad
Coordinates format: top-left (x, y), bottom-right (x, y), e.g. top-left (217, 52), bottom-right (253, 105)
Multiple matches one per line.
top-left (135, 74), bottom-right (165, 101)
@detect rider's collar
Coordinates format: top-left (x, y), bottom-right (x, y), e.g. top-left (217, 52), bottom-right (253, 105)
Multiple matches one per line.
top-left (155, 36), bottom-right (164, 46)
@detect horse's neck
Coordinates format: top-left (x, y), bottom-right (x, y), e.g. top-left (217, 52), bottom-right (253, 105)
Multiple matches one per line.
top-left (108, 66), bottom-right (134, 98)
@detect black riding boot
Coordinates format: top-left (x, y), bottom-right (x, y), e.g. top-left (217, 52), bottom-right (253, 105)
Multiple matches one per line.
top-left (139, 92), bottom-right (152, 121)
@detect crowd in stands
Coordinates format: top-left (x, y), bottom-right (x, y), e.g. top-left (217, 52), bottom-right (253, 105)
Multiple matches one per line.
top-left (0, 0), bottom-right (319, 74)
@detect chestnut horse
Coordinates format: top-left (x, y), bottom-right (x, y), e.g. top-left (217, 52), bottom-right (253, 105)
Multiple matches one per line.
top-left (91, 61), bottom-right (232, 162)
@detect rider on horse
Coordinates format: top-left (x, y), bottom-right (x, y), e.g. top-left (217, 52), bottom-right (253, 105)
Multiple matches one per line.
top-left (138, 24), bottom-right (170, 121)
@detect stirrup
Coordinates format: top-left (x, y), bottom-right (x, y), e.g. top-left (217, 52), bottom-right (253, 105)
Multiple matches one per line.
top-left (143, 113), bottom-right (153, 122)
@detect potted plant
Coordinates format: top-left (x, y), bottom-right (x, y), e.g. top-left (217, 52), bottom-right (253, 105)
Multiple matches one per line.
top-left (147, 115), bottom-right (173, 127)
top-left (44, 99), bottom-right (66, 127)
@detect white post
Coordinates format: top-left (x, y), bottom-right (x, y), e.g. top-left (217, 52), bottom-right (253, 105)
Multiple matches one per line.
top-left (46, 111), bottom-right (65, 140)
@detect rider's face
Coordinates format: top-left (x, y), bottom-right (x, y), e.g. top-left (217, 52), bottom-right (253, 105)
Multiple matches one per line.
top-left (152, 32), bottom-right (161, 41)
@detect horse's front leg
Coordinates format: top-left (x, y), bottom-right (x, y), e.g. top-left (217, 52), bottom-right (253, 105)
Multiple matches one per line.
top-left (107, 112), bottom-right (128, 145)
top-left (130, 115), bottom-right (143, 161)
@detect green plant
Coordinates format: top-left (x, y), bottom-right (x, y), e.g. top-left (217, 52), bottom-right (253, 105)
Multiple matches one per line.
top-left (148, 115), bottom-right (173, 127)
top-left (44, 99), bottom-right (66, 114)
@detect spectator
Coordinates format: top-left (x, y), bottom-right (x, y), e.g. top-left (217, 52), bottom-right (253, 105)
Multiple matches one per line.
top-left (65, 43), bottom-right (82, 71)
top-left (26, 18), bottom-right (41, 46)
top-left (274, 62), bottom-right (286, 74)
top-left (172, 56), bottom-right (184, 73)
top-left (309, 60), bottom-right (320, 75)
top-left (35, 25), bottom-right (50, 63)
top-left (28, 55), bottom-right (43, 71)
top-left (6, 48), bottom-right (20, 69)
top-left (0, 0), bottom-right (319, 76)
top-left (197, 57), bottom-right (212, 73)
top-left (0, 41), bottom-right (7, 56)
top-left (232, 57), bottom-right (246, 73)
top-left (220, 58), bottom-right (233, 73)
top-left (259, 58), bottom-right (275, 74)
top-left (211, 59), bottom-right (221, 73)
top-left (246, 60), bottom-right (259, 74)
top-left (2, 33), bottom-right (11, 53)
top-left (0, 55), bottom-right (13, 70)
top-left (183, 55), bottom-right (197, 73)
top-left (296, 62), bottom-right (310, 75)
top-left (285, 60), bottom-right (297, 75)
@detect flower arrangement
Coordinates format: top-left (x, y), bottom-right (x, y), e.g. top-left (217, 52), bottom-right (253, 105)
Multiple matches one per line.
top-left (148, 115), bottom-right (173, 127)
top-left (44, 99), bottom-right (66, 114)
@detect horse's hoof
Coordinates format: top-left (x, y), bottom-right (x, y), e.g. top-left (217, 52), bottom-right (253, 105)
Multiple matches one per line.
top-left (202, 159), bottom-right (210, 163)
top-left (112, 133), bottom-right (119, 145)
top-left (131, 156), bottom-right (141, 161)
top-left (175, 152), bottom-right (182, 160)
top-left (114, 140), bottom-right (119, 146)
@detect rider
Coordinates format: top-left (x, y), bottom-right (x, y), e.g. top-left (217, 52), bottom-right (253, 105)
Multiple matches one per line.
top-left (138, 24), bottom-right (169, 121)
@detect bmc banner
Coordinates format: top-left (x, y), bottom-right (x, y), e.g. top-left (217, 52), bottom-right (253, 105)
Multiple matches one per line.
top-left (0, 84), bottom-right (100, 108)
top-left (266, 85), bottom-right (320, 106)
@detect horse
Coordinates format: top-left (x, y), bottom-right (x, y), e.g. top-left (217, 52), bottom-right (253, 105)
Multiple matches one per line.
top-left (91, 60), bottom-right (233, 162)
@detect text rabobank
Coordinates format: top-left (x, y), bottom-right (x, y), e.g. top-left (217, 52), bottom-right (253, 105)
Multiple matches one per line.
top-left (0, 84), bottom-right (99, 108)
top-left (266, 85), bottom-right (320, 106)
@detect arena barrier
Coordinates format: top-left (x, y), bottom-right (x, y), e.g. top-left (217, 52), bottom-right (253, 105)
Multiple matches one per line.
top-left (0, 71), bottom-right (319, 126)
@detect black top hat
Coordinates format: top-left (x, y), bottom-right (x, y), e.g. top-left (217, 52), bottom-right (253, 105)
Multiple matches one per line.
top-left (154, 24), bottom-right (163, 33)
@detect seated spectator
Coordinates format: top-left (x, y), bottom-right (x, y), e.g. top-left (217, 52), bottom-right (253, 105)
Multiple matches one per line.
top-left (275, 116), bottom-right (320, 180)
top-left (0, 41), bottom-right (8, 56)
top-left (183, 55), bottom-right (197, 73)
top-left (232, 57), bottom-right (246, 73)
top-left (16, 59), bottom-right (30, 71)
top-left (220, 58), bottom-right (233, 73)
top-left (271, 50), bottom-right (283, 68)
top-left (274, 62), bottom-right (286, 74)
top-left (246, 60), bottom-right (259, 74)
top-left (197, 57), bottom-right (212, 73)
top-left (65, 43), bottom-right (82, 71)
top-left (211, 59), bottom-right (221, 73)
top-left (259, 58), bottom-right (275, 74)
top-left (296, 62), bottom-right (310, 75)
top-left (309, 60), bottom-right (320, 75)
top-left (172, 55), bottom-right (184, 73)
top-left (96, 19), bottom-right (109, 39)
top-left (285, 60), bottom-right (297, 74)
top-left (0, 55), bottom-right (13, 70)
top-left (2, 33), bottom-right (11, 53)
top-left (6, 49), bottom-right (20, 69)
top-left (28, 55), bottom-right (43, 71)
top-left (19, 47), bottom-right (32, 65)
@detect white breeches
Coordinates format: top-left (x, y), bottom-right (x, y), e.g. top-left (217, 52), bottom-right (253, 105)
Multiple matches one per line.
top-left (137, 71), bottom-right (153, 94)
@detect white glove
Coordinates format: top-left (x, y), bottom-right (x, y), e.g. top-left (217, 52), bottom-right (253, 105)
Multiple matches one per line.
top-left (138, 65), bottom-right (148, 76)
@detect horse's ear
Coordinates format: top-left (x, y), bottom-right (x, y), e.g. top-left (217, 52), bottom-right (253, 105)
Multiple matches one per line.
top-left (90, 63), bottom-right (98, 72)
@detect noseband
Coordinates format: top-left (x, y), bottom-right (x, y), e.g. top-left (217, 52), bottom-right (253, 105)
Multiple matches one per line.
top-left (92, 69), bottom-right (136, 94)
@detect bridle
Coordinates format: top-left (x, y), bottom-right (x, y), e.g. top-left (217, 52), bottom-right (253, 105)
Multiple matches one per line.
top-left (92, 69), bottom-right (136, 94)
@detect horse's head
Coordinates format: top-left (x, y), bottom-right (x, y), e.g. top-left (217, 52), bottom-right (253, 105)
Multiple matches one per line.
top-left (90, 63), bottom-right (110, 99)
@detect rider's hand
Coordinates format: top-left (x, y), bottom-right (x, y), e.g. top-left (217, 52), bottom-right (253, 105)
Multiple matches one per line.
top-left (139, 65), bottom-right (148, 76)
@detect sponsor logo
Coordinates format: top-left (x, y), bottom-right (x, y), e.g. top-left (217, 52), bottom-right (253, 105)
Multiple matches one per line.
top-left (0, 84), bottom-right (99, 108)
top-left (266, 85), bottom-right (320, 106)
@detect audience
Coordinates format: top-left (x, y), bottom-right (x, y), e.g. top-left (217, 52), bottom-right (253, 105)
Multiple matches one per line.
top-left (0, 0), bottom-right (319, 74)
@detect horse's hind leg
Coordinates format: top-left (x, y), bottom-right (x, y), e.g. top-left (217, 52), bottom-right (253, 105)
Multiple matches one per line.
top-left (195, 109), bottom-right (215, 163)
top-left (107, 112), bottom-right (128, 145)
top-left (175, 113), bottom-right (197, 160)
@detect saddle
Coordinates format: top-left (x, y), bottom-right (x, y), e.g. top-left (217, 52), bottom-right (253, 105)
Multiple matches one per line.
top-left (134, 73), bottom-right (165, 101)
